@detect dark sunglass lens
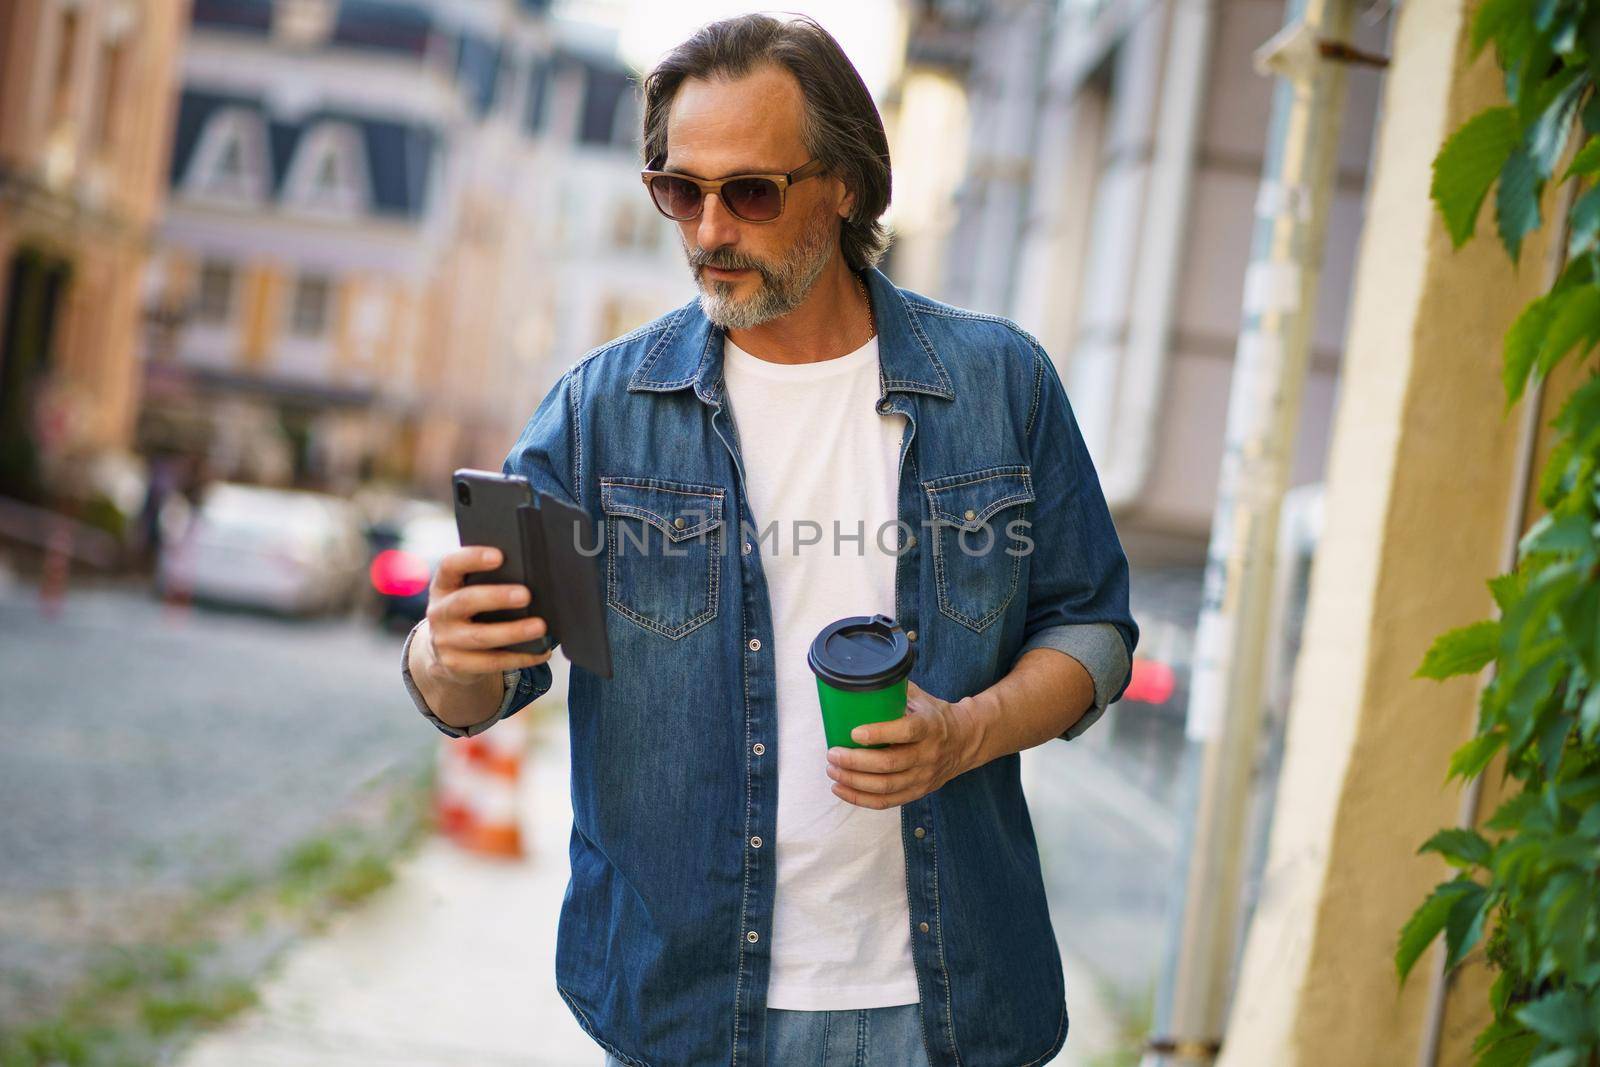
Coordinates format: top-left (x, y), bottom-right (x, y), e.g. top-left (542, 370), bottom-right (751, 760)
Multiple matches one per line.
top-left (723, 178), bottom-right (781, 221)
top-left (651, 176), bottom-right (702, 219)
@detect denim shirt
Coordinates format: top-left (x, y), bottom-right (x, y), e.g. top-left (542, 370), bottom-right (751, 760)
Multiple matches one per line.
top-left (402, 266), bottom-right (1139, 1066)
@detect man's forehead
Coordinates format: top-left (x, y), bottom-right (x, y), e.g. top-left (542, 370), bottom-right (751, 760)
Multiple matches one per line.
top-left (664, 66), bottom-right (807, 175)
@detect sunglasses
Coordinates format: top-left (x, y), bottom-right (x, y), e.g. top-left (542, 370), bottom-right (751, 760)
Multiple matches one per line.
top-left (640, 159), bottom-right (827, 224)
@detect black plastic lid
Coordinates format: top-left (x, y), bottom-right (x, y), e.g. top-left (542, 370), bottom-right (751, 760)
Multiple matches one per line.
top-left (806, 614), bottom-right (916, 691)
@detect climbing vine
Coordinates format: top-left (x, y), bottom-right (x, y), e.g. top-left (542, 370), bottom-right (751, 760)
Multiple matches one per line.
top-left (1398, 2), bottom-right (1600, 1064)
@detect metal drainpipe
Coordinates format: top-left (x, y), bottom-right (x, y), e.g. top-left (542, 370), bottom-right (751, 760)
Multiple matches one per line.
top-left (1140, 0), bottom-right (1359, 1063)
top-left (1412, 177), bottom-right (1575, 1067)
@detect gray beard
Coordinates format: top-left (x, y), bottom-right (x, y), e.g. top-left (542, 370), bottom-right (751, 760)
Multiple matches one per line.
top-left (685, 208), bottom-right (835, 330)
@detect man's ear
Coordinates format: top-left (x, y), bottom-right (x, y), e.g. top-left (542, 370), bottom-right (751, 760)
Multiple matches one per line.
top-left (835, 177), bottom-right (855, 220)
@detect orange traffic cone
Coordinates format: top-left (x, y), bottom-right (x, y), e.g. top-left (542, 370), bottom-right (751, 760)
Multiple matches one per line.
top-left (433, 737), bottom-right (474, 839)
top-left (441, 716), bottom-right (527, 860)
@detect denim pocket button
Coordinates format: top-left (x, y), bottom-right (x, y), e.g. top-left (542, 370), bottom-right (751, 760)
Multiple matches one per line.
top-left (600, 476), bottom-right (724, 639)
top-left (922, 464), bottom-right (1034, 633)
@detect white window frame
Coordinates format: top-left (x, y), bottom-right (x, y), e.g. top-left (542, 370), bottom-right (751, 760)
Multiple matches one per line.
top-left (281, 122), bottom-right (370, 219)
top-left (183, 107), bottom-right (271, 206)
top-left (287, 272), bottom-right (334, 338)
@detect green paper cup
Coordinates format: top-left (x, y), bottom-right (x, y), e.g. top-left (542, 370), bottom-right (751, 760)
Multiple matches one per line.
top-left (807, 614), bottom-right (916, 750)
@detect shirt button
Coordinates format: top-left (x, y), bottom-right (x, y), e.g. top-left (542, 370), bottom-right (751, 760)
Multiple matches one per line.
top-left (876, 399), bottom-right (892, 413)
top-left (752, 742), bottom-right (765, 755)
top-left (742, 541), bottom-right (752, 554)
top-left (750, 835), bottom-right (762, 848)
top-left (913, 826), bottom-right (926, 838)
top-left (673, 516), bottom-right (686, 530)
top-left (963, 508), bottom-right (976, 521)
top-left (906, 630), bottom-right (917, 643)
top-left (918, 921), bottom-right (930, 934)
top-left (904, 533), bottom-right (916, 550)
top-left (746, 930), bottom-right (760, 943)
top-left (748, 637), bottom-right (761, 651)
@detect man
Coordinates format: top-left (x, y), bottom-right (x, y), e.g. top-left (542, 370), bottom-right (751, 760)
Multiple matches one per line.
top-left (402, 14), bottom-right (1137, 1067)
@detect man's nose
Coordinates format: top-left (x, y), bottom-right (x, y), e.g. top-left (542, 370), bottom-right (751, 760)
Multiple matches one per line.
top-left (696, 192), bottom-right (741, 251)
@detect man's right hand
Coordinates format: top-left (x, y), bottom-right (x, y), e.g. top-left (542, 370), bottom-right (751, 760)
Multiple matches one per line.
top-left (411, 546), bottom-right (554, 727)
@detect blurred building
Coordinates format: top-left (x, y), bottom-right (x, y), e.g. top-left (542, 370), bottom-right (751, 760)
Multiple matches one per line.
top-left (940, 0), bottom-right (1388, 545)
top-left (916, 0), bottom-right (1389, 717)
top-left (0, 0), bottom-right (189, 503)
top-left (141, 0), bottom-right (688, 497)
top-left (878, 0), bottom-right (978, 299)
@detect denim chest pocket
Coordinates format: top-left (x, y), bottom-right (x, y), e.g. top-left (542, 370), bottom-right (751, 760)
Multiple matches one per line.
top-left (922, 465), bottom-right (1035, 632)
top-left (599, 477), bottom-right (724, 639)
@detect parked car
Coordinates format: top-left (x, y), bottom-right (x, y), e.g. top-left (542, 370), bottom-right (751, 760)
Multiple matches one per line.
top-left (367, 507), bottom-right (458, 631)
top-left (157, 483), bottom-right (367, 615)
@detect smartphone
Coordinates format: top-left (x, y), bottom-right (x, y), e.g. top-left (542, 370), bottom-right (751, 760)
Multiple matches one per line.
top-left (451, 469), bottom-right (553, 655)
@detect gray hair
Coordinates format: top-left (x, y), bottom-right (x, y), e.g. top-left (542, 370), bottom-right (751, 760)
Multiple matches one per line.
top-left (641, 13), bottom-right (893, 271)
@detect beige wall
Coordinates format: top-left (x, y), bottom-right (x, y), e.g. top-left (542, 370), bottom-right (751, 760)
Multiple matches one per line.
top-left (1218, 1), bottom-right (1573, 1062)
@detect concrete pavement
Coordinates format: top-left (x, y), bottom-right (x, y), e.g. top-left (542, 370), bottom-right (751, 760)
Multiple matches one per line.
top-left (178, 677), bottom-right (1125, 1067)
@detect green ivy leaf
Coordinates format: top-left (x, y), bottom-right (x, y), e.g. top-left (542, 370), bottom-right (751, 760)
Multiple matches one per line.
top-left (1445, 881), bottom-right (1492, 968)
top-left (1527, 1049), bottom-right (1584, 1067)
top-left (1518, 512), bottom-right (1597, 558)
top-left (1580, 685), bottom-right (1600, 741)
top-left (1397, 879), bottom-right (1479, 982)
top-left (1477, 1030), bottom-right (1541, 1067)
top-left (1486, 791), bottom-right (1540, 832)
top-left (1506, 294), bottom-right (1559, 406)
top-left (1489, 570), bottom-right (1529, 611)
top-left (1514, 988), bottom-right (1595, 1047)
top-left (1474, 0), bottom-right (1522, 55)
top-left (1565, 136), bottom-right (1600, 178)
top-left (1568, 186), bottom-right (1600, 256)
top-left (1586, 89), bottom-right (1600, 134)
top-left (1526, 73), bottom-right (1586, 178)
top-left (1557, 582), bottom-right (1600, 676)
top-left (1536, 285), bottom-right (1600, 375)
top-left (1498, 148), bottom-right (1544, 261)
top-left (1420, 826), bottom-right (1494, 866)
top-left (1505, 654), bottom-right (1563, 756)
top-left (1433, 108), bottom-right (1519, 248)
top-left (1417, 620), bottom-right (1502, 679)
top-left (1450, 730), bottom-right (1507, 781)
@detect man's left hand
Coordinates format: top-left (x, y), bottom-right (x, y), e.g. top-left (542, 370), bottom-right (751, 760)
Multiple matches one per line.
top-left (826, 680), bottom-right (980, 809)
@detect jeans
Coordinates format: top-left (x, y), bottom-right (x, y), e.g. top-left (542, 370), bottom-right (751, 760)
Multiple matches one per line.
top-left (601, 1003), bottom-right (931, 1066)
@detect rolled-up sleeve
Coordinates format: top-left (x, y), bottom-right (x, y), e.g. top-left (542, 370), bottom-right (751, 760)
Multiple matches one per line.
top-left (399, 362), bottom-right (582, 736)
top-left (401, 620), bottom-right (535, 738)
top-left (1010, 341), bottom-right (1139, 740)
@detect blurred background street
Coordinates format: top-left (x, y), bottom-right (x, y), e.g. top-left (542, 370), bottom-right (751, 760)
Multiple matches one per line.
top-left (0, 0), bottom-right (1564, 1064)
top-left (0, 571), bottom-right (433, 1036)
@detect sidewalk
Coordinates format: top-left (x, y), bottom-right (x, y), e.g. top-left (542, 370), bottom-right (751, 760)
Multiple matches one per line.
top-left (178, 698), bottom-right (1122, 1067)
top-left (178, 706), bottom-right (597, 1067)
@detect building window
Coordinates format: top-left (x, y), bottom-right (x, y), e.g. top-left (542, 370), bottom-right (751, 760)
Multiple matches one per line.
top-left (290, 274), bottom-right (332, 337)
top-left (184, 108), bottom-right (271, 204)
top-left (51, 7), bottom-right (81, 125)
top-left (92, 42), bottom-right (125, 157)
top-left (196, 260), bottom-right (237, 324)
top-left (578, 66), bottom-right (631, 147)
top-left (282, 123), bottom-right (370, 217)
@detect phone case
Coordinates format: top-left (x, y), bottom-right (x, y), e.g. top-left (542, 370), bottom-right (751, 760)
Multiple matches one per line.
top-left (454, 469), bottom-right (550, 655)
top-left (516, 495), bottom-right (613, 679)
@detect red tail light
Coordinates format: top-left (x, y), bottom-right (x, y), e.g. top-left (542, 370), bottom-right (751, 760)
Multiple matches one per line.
top-left (370, 549), bottom-right (431, 597)
top-left (1123, 658), bottom-right (1176, 704)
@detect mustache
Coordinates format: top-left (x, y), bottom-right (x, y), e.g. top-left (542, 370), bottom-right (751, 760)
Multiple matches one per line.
top-left (687, 246), bottom-right (773, 278)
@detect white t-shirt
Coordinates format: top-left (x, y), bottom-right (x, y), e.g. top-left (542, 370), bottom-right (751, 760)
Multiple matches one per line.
top-left (720, 333), bottom-right (921, 1010)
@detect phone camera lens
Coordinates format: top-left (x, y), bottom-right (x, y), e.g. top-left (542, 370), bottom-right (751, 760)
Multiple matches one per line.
top-left (455, 481), bottom-right (472, 508)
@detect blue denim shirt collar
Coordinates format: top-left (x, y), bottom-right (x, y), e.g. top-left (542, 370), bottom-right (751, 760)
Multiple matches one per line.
top-left (625, 265), bottom-right (957, 403)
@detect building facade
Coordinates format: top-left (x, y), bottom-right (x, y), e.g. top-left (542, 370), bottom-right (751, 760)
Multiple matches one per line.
top-left (0, 0), bottom-right (189, 502)
top-left (142, 0), bottom-right (688, 497)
